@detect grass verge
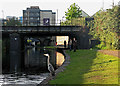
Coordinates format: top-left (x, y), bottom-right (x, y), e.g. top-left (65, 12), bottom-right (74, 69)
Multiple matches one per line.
top-left (49, 50), bottom-right (119, 84)
top-left (44, 46), bottom-right (57, 48)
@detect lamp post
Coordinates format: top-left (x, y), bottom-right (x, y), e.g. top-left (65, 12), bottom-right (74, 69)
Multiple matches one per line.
top-left (60, 20), bottom-right (61, 26)
top-left (62, 16), bottom-right (65, 22)
top-left (112, 0), bottom-right (114, 7)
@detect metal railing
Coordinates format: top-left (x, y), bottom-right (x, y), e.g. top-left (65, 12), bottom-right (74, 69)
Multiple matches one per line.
top-left (1, 26), bottom-right (81, 33)
top-left (22, 19), bottom-right (86, 26)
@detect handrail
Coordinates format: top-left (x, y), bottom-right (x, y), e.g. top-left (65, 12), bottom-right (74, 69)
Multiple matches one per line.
top-left (1, 26), bottom-right (82, 33)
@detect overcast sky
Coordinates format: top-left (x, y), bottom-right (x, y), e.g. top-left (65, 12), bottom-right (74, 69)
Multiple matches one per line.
top-left (0, 0), bottom-right (119, 20)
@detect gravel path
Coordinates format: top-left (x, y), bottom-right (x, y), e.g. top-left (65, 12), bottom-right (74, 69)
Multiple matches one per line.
top-left (98, 50), bottom-right (120, 58)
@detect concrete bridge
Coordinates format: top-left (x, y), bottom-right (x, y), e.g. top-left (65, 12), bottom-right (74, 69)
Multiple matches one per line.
top-left (2, 26), bottom-right (81, 36)
top-left (2, 26), bottom-right (90, 72)
top-left (2, 26), bottom-right (90, 49)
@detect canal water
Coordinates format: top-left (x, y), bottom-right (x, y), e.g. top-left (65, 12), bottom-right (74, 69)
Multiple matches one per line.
top-left (1, 46), bottom-right (65, 85)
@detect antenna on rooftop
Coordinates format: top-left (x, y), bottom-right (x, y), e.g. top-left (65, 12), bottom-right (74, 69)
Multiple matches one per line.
top-left (2, 10), bottom-right (4, 19)
top-left (102, 0), bottom-right (104, 10)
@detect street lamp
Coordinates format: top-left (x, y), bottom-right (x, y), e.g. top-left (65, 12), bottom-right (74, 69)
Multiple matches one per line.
top-left (62, 16), bottom-right (65, 22)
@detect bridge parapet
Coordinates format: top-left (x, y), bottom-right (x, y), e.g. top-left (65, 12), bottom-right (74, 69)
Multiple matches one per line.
top-left (1, 26), bottom-right (82, 33)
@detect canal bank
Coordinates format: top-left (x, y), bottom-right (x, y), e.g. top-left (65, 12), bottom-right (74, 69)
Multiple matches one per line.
top-left (47, 50), bottom-right (119, 84)
top-left (39, 50), bottom-right (70, 85)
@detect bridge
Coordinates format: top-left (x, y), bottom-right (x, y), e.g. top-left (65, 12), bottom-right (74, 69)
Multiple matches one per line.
top-left (2, 26), bottom-right (81, 36)
top-left (2, 26), bottom-right (90, 48)
top-left (2, 26), bottom-right (90, 72)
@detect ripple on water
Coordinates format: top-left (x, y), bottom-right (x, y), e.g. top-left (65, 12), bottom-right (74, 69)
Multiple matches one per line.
top-left (0, 73), bottom-right (49, 85)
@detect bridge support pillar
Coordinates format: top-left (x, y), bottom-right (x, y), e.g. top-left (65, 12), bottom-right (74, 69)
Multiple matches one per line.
top-left (9, 33), bottom-right (21, 73)
top-left (20, 36), bottom-right (25, 71)
top-left (76, 32), bottom-right (90, 49)
top-left (38, 37), bottom-right (45, 47)
top-left (38, 36), bottom-right (53, 47)
top-left (76, 37), bottom-right (81, 49)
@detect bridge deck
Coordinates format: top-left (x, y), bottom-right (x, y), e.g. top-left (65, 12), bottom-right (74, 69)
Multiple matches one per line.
top-left (1, 26), bottom-right (82, 33)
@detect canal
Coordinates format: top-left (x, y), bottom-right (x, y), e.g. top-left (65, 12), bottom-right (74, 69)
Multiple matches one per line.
top-left (1, 46), bottom-right (65, 85)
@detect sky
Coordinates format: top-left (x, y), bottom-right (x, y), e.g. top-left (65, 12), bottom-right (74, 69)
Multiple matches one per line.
top-left (0, 0), bottom-right (119, 20)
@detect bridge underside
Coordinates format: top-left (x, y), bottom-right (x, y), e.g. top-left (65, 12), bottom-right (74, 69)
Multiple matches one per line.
top-left (2, 26), bottom-right (90, 49)
top-left (2, 26), bottom-right (90, 73)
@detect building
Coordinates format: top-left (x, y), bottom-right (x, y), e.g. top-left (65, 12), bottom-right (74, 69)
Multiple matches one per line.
top-left (23, 6), bottom-right (56, 26)
top-left (0, 18), bottom-right (7, 26)
top-left (0, 16), bottom-right (22, 26)
top-left (0, 16), bottom-right (15, 26)
top-left (6, 16), bottom-right (18, 20)
top-left (23, 6), bottom-right (56, 46)
top-left (18, 16), bottom-right (23, 24)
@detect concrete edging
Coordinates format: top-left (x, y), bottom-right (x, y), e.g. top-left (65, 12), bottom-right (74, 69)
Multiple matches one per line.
top-left (39, 50), bottom-right (70, 85)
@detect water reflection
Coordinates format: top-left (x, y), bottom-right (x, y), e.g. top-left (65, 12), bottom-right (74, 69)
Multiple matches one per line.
top-left (25, 47), bottom-right (47, 71)
top-left (56, 52), bottom-right (65, 67)
top-left (0, 73), bottom-right (48, 85)
top-left (2, 46), bottom-right (65, 85)
top-left (24, 47), bottom-right (65, 72)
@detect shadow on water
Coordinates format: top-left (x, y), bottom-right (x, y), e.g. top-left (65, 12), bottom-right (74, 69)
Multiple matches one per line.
top-left (2, 38), bottom-right (10, 74)
top-left (1, 44), bottom-right (65, 85)
top-left (2, 46), bottom-right (65, 73)
top-left (24, 47), bottom-right (65, 73)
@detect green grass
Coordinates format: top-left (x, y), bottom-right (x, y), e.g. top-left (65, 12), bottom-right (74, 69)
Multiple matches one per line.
top-left (44, 46), bottom-right (57, 48)
top-left (49, 50), bottom-right (119, 84)
top-left (92, 43), bottom-right (118, 50)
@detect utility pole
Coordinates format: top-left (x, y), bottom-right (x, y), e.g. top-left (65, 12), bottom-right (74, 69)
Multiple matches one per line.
top-left (2, 10), bottom-right (4, 19)
top-left (112, 0), bottom-right (114, 7)
top-left (102, 0), bottom-right (104, 10)
top-left (2, 10), bottom-right (4, 26)
top-left (57, 9), bottom-right (58, 25)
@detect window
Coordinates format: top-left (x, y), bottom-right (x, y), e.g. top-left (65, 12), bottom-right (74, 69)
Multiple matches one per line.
top-left (37, 17), bottom-right (39, 20)
top-left (36, 13), bottom-right (39, 16)
top-left (24, 13), bottom-right (27, 16)
top-left (30, 13), bottom-right (33, 16)
top-left (30, 23), bottom-right (33, 25)
top-left (30, 17), bottom-right (33, 20)
top-left (24, 24), bottom-right (26, 26)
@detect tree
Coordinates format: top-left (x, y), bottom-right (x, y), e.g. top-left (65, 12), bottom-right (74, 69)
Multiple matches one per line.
top-left (65, 3), bottom-right (82, 20)
top-left (6, 17), bottom-right (22, 26)
top-left (89, 6), bottom-right (120, 49)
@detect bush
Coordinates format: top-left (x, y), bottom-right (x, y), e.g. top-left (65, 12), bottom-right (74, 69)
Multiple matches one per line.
top-left (89, 6), bottom-right (120, 50)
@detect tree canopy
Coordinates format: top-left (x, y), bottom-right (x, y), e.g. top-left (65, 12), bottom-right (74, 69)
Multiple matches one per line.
top-left (6, 17), bottom-right (22, 26)
top-left (65, 3), bottom-right (82, 20)
top-left (89, 6), bottom-right (120, 49)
